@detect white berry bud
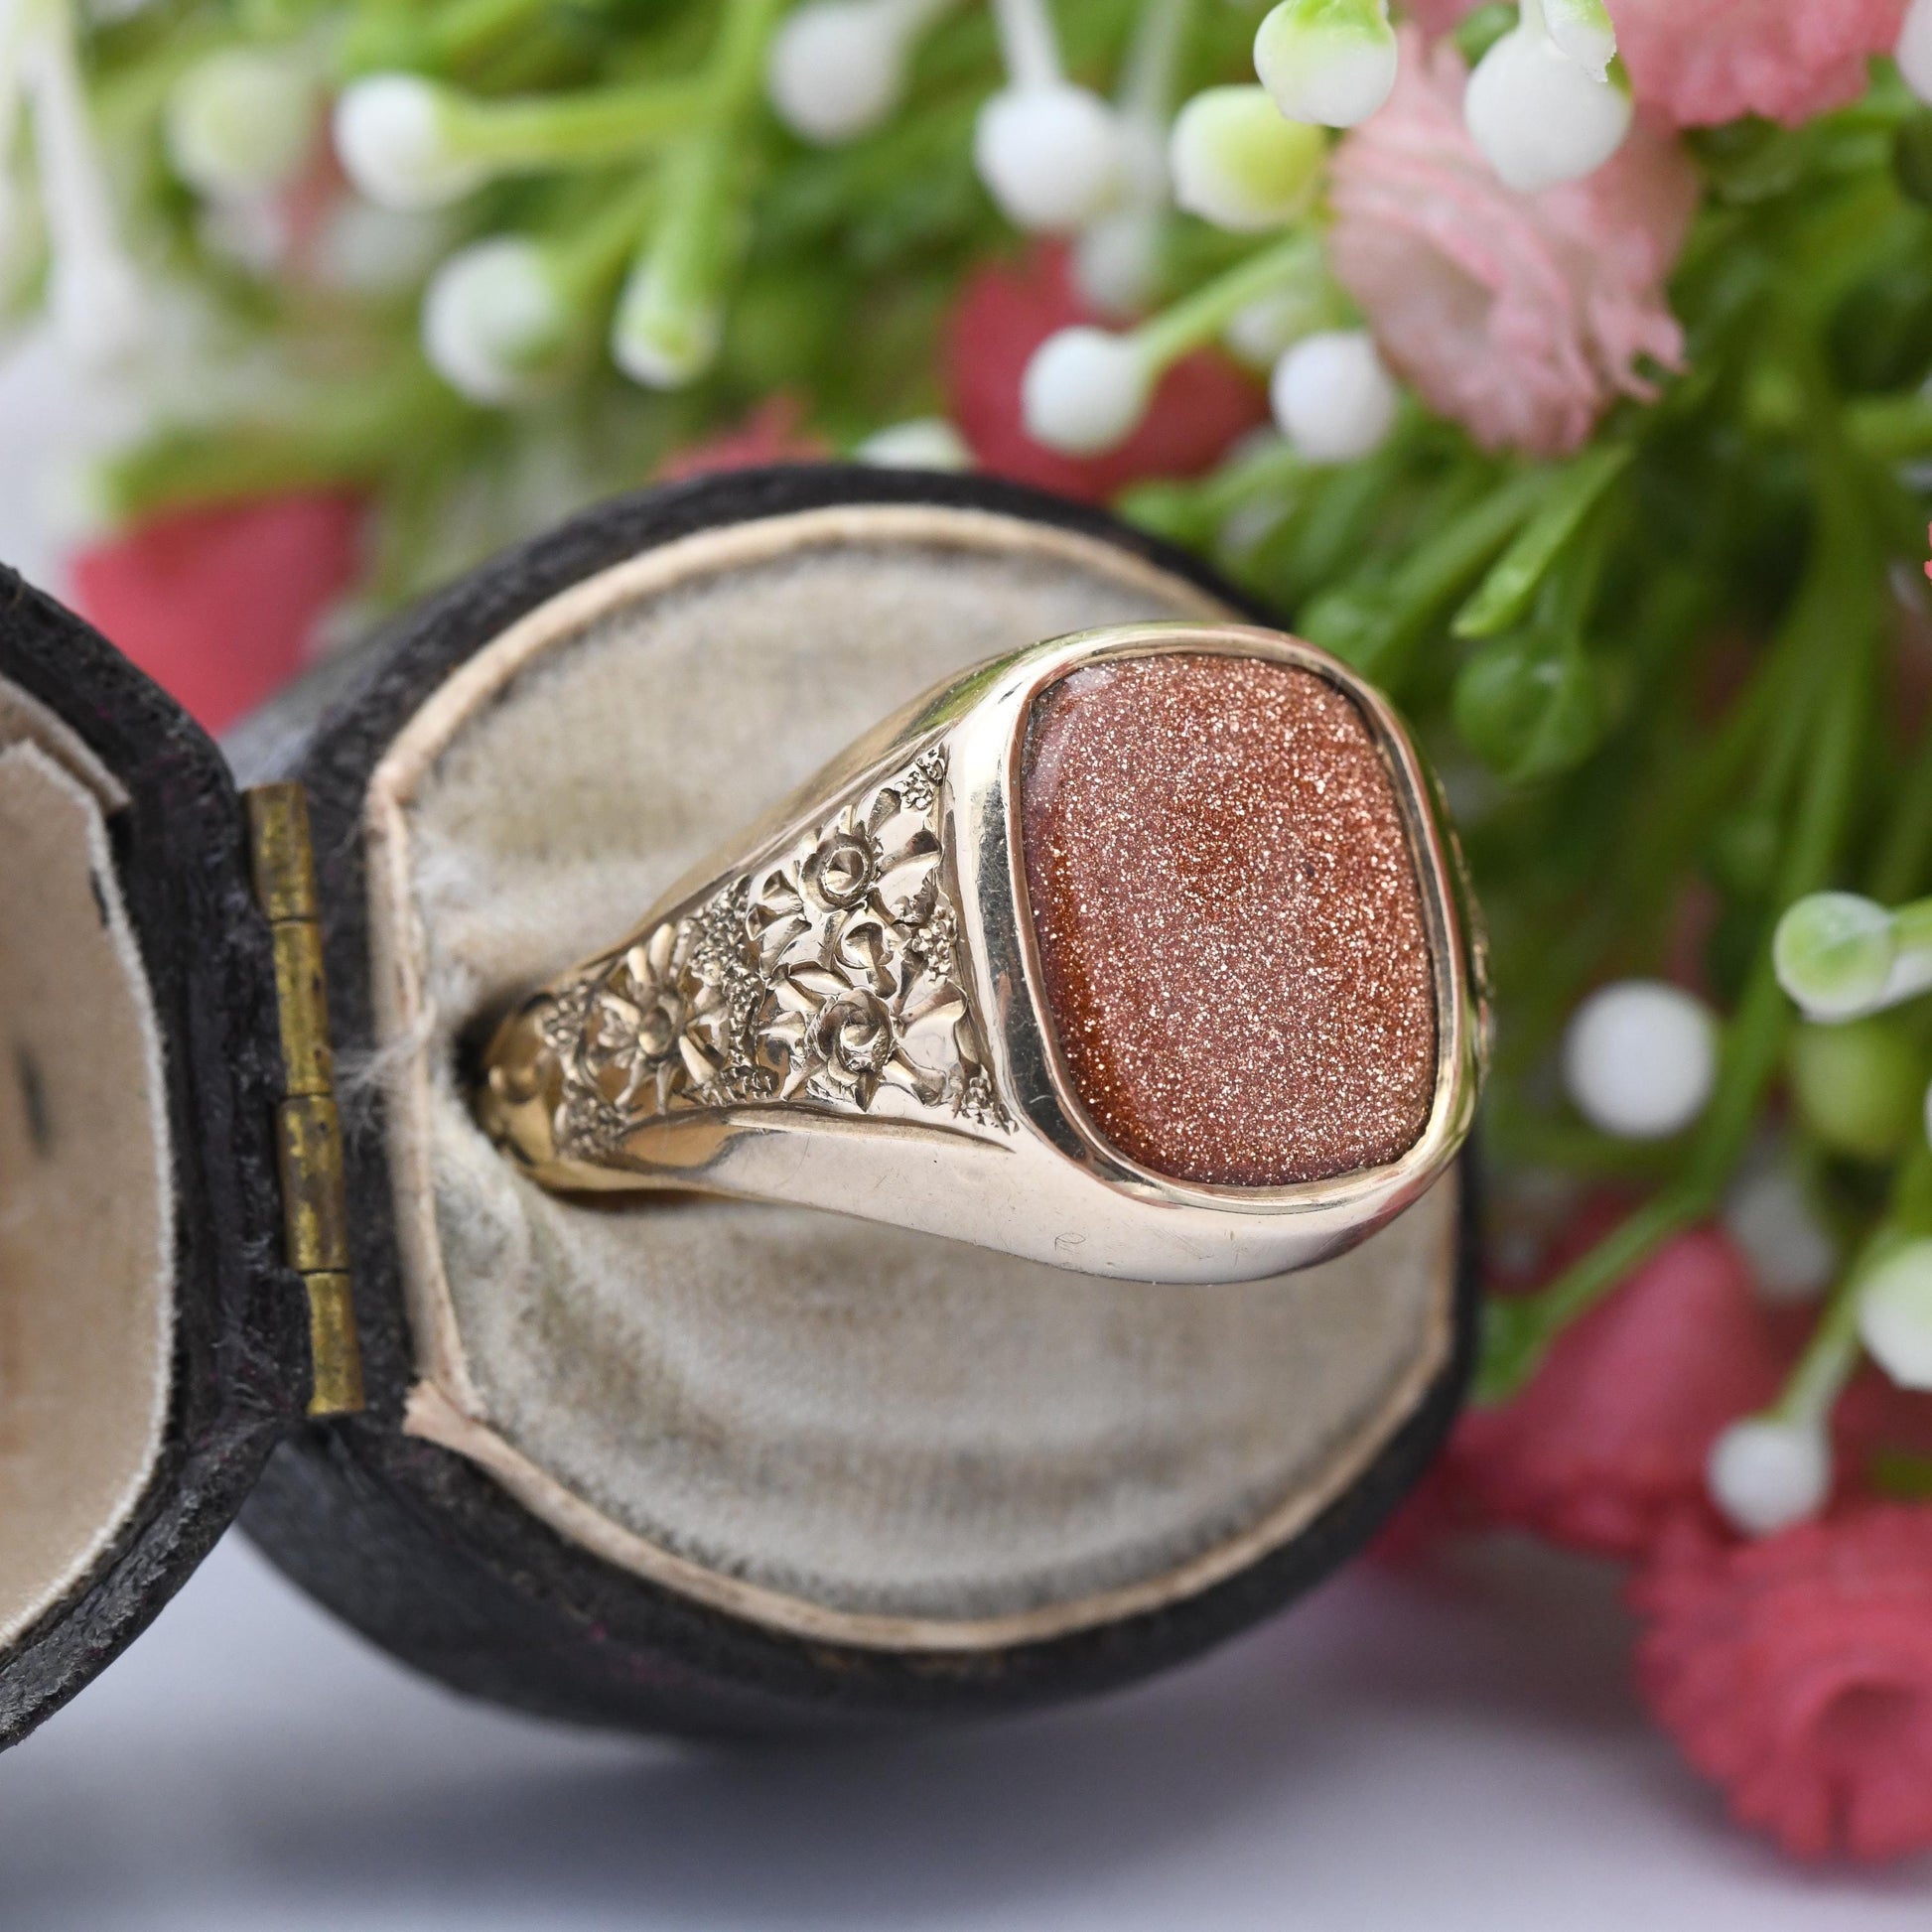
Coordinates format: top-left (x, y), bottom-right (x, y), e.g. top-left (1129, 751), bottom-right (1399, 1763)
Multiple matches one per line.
top-left (1022, 325), bottom-right (1152, 455)
top-left (1561, 979), bottom-right (1718, 1141)
top-left (1724, 1165), bottom-right (1837, 1305)
top-left (421, 237), bottom-right (571, 404)
top-left (974, 83), bottom-right (1126, 233)
top-left (1170, 84), bottom-right (1324, 232)
top-left (1708, 1418), bottom-right (1833, 1537)
top-left (767, 0), bottom-right (929, 146)
top-left (1902, 0), bottom-right (1932, 105)
top-left (611, 262), bottom-right (721, 389)
top-left (1269, 328), bottom-right (1397, 462)
top-left (311, 202), bottom-right (453, 295)
top-left (1772, 892), bottom-right (1932, 1023)
top-left (856, 416), bottom-right (972, 468)
top-left (334, 75), bottom-right (485, 210)
top-left (1224, 283), bottom-right (1325, 369)
top-left (1463, 20), bottom-right (1631, 193)
top-left (1542, 0), bottom-right (1617, 83)
top-left (166, 49), bottom-right (318, 200)
top-left (1072, 207), bottom-right (1163, 317)
top-left (1859, 1239), bottom-right (1932, 1392)
top-left (1253, 0), bottom-right (1398, 130)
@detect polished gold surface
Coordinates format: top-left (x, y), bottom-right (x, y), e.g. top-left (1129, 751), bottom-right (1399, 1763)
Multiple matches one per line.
top-left (475, 624), bottom-right (1485, 1285)
top-left (244, 783), bottom-right (366, 1418)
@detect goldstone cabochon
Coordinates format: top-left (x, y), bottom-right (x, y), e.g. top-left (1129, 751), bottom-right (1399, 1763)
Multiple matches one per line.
top-left (1020, 652), bottom-right (1439, 1188)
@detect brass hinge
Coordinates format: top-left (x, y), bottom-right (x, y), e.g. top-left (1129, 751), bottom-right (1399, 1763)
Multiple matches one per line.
top-left (243, 783), bottom-right (366, 1419)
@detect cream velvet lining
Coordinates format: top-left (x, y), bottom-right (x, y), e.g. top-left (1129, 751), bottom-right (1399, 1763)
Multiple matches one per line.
top-left (367, 504), bottom-right (1457, 1651)
top-left (0, 693), bottom-right (173, 1650)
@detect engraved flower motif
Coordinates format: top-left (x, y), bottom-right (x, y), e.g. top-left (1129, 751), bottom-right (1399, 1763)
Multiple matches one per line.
top-left (744, 749), bottom-right (993, 1113)
top-left (753, 768), bottom-right (944, 958)
top-left (765, 942), bottom-right (970, 1109)
top-left (572, 917), bottom-right (737, 1117)
top-left (546, 741), bottom-right (1010, 1155)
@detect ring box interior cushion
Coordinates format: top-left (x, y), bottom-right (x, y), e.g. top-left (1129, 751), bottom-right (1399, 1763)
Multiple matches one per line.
top-left (0, 470), bottom-right (1474, 1744)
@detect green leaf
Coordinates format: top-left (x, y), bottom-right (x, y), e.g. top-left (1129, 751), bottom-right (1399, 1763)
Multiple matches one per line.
top-left (1298, 584), bottom-right (1392, 671)
top-left (1452, 634), bottom-right (1607, 783)
top-left (1451, 444), bottom-right (1632, 639)
top-left (1474, 1297), bottom-right (1546, 1407)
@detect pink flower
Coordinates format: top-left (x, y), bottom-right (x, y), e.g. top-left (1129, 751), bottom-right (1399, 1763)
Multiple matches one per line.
top-left (1402, 0), bottom-right (1481, 34)
top-left (1611, 0), bottom-right (1907, 130)
top-left (1327, 31), bottom-right (1697, 458)
top-left (1634, 1505), bottom-right (1932, 1862)
top-left (69, 491), bottom-right (364, 734)
top-left (655, 395), bottom-right (829, 482)
top-left (946, 244), bottom-right (1267, 503)
top-left (1396, 1), bottom-right (1901, 129)
top-left (1454, 1227), bottom-right (1786, 1558)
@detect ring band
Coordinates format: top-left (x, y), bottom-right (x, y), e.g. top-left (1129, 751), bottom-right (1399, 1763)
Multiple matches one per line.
top-left (475, 621), bottom-right (1484, 1283)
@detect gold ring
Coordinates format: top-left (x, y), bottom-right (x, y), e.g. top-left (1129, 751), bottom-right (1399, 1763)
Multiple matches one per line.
top-left (474, 621), bottom-right (1485, 1283)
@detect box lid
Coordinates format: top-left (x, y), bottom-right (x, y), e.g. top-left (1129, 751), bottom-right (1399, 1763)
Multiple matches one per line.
top-left (0, 569), bottom-right (314, 1748)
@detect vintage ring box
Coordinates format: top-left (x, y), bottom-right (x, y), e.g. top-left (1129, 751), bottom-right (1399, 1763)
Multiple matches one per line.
top-left (0, 468), bottom-right (1475, 1747)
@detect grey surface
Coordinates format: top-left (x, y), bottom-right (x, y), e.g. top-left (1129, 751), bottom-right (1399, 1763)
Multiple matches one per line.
top-left (1, 1533), bottom-right (1927, 1930)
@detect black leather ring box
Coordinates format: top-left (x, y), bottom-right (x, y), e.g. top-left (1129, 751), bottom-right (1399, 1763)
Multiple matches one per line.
top-left (0, 466), bottom-right (1475, 1749)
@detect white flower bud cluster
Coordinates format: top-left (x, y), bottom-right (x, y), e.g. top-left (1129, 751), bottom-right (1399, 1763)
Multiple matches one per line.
top-left (165, 48), bottom-right (318, 202)
top-left (1253, 0), bottom-right (1397, 129)
top-left (1245, 0), bottom-right (1630, 192)
top-left (1561, 979), bottom-right (1719, 1141)
top-left (1023, 325), bottom-right (1152, 454)
top-left (1269, 328), bottom-right (1396, 462)
top-left (1170, 84), bottom-right (1322, 232)
top-left (334, 75), bottom-right (487, 210)
top-left (765, 0), bottom-right (955, 146)
top-left (1708, 1416), bottom-right (1833, 1537)
top-left (421, 237), bottom-right (573, 403)
top-left (1706, 1229), bottom-right (1932, 1537)
top-left (1463, 0), bottom-right (1629, 193)
top-left (975, 0), bottom-right (1126, 232)
top-left (1725, 1162), bottom-right (1837, 1306)
top-left (611, 259), bottom-right (723, 391)
top-left (855, 416), bottom-right (972, 468)
top-left (1859, 1240), bottom-right (1932, 1393)
top-left (1773, 891), bottom-right (1932, 1024)
top-left (3, 0), bottom-right (144, 369)
top-left (1070, 0), bottom-right (1186, 319)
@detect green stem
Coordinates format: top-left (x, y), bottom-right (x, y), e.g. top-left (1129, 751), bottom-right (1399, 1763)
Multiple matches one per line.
top-left (426, 0), bottom-right (556, 66)
top-left (1776, 1139), bottom-right (1932, 1426)
top-left (1477, 380), bottom-right (1881, 1401)
top-left (1303, 468), bottom-right (1546, 691)
top-left (1133, 232), bottom-right (1323, 370)
top-left (442, 74), bottom-right (717, 168)
top-left (548, 169), bottom-right (660, 302)
top-left (99, 368), bottom-right (464, 519)
top-left (1871, 728), bottom-right (1932, 902)
top-left (1452, 441), bottom-right (1633, 640)
top-left (611, 0), bottom-right (782, 361)
top-left (1116, 0), bottom-right (1195, 122)
top-left (1847, 387), bottom-right (1932, 464)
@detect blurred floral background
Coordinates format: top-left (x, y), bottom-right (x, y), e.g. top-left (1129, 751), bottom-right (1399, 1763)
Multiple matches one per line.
top-left (6, 0), bottom-right (1932, 1867)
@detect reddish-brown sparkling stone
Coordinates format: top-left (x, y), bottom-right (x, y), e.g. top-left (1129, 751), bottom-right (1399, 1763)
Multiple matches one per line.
top-left (1020, 652), bottom-right (1437, 1187)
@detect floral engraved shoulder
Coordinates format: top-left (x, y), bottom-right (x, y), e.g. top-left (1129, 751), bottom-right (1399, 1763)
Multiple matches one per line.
top-left (543, 744), bottom-right (1012, 1162)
